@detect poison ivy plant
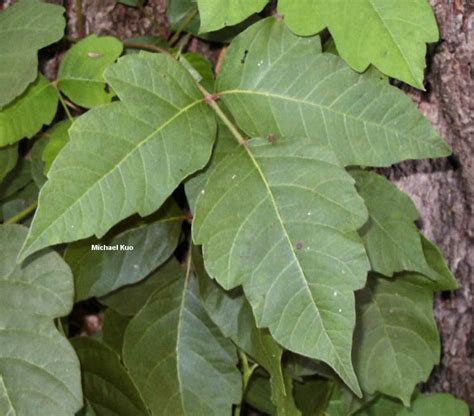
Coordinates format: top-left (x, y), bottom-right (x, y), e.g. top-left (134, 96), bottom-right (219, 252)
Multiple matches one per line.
top-left (0, 74), bottom-right (58, 146)
top-left (123, 255), bottom-right (242, 415)
top-left (353, 273), bottom-right (441, 405)
top-left (0, 225), bottom-right (82, 415)
top-left (193, 134), bottom-right (369, 395)
top-left (0, 0), bottom-right (65, 107)
top-left (197, 0), bottom-right (267, 33)
top-left (19, 52), bottom-right (216, 261)
top-left (58, 35), bottom-right (123, 108)
top-left (65, 200), bottom-right (182, 301)
top-left (352, 170), bottom-right (458, 289)
top-left (0, 0), bottom-right (471, 415)
top-left (72, 337), bottom-right (147, 415)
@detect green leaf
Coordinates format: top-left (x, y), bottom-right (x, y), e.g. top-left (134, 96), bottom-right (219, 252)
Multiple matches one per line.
top-left (101, 258), bottom-right (183, 316)
top-left (0, 0), bottom-right (65, 107)
top-left (0, 75), bottom-right (58, 146)
top-left (0, 144), bottom-right (17, 183)
top-left (217, 18), bottom-right (450, 167)
top-left (116, 0), bottom-right (144, 6)
top-left (197, 0), bottom-right (267, 33)
top-left (353, 170), bottom-right (457, 289)
top-left (353, 273), bottom-right (440, 405)
top-left (193, 133), bottom-right (369, 395)
top-left (325, 383), bottom-right (367, 416)
top-left (280, 0), bottom-right (438, 88)
top-left (58, 35), bottom-right (123, 108)
top-left (246, 375), bottom-right (277, 415)
top-left (293, 379), bottom-right (333, 416)
top-left (31, 136), bottom-right (50, 189)
top-left (72, 337), bottom-right (148, 415)
top-left (397, 393), bottom-right (469, 416)
top-left (42, 119), bottom-right (72, 174)
top-left (19, 52), bottom-right (216, 261)
top-left (197, 250), bottom-right (300, 415)
top-left (0, 224), bottom-right (82, 415)
top-left (0, 159), bottom-right (33, 202)
top-left (65, 200), bottom-right (182, 301)
top-left (102, 309), bottom-right (132, 355)
top-left (123, 260), bottom-right (242, 415)
top-left (355, 395), bottom-right (404, 416)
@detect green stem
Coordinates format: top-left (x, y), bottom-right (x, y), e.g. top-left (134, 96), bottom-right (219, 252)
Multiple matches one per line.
top-left (57, 91), bottom-right (74, 123)
top-left (123, 41), bottom-right (170, 55)
top-left (4, 202), bottom-right (38, 225)
top-left (195, 84), bottom-right (247, 147)
top-left (169, 9), bottom-right (198, 46)
top-left (234, 350), bottom-right (259, 416)
top-left (175, 33), bottom-right (191, 59)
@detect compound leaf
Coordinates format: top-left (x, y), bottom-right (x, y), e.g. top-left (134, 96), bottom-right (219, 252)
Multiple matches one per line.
top-left (72, 337), bottom-right (148, 415)
top-left (193, 134), bottom-right (369, 395)
top-left (123, 261), bottom-right (241, 415)
top-left (0, 224), bottom-right (82, 415)
top-left (353, 273), bottom-right (441, 405)
top-left (0, 0), bottom-right (65, 107)
top-left (197, 0), bottom-right (267, 33)
top-left (279, 0), bottom-right (438, 89)
top-left (65, 200), bottom-right (182, 301)
top-left (19, 52), bottom-right (216, 261)
top-left (0, 75), bottom-right (58, 146)
top-left (58, 35), bottom-right (123, 108)
top-left (217, 18), bottom-right (450, 167)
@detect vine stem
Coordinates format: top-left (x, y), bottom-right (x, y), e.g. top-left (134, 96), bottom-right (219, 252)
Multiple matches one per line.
top-left (4, 202), bottom-right (38, 225)
top-left (57, 91), bottom-right (74, 122)
top-left (169, 9), bottom-right (198, 46)
top-left (234, 350), bottom-right (259, 416)
top-left (195, 83), bottom-right (247, 147)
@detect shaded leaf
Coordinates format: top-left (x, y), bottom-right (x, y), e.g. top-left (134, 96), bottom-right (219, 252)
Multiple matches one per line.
top-left (193, 134), bottom-right (369, 395)
top-left (397, 393), bottom-right (469, 416)
top-left (246, 375), bottom-right (277, 415)
top-left (196, 249), bottom-right (300, 415)
top-left (116, 0), bottom-right (144, 6)
top-left (65, 200), bottom-right (182, 301)
top-left (101, 258), bottom-right (183, 316)
top-left (123, 260), bottom-right (241, 415)
top-left (0, 0), bottom-right (65, 107)
top-left (102, 309), bottom-right (132, 355)
top-left (58, 35), bottom-right (123, 108)
top-left (0, 224), bottom-right (82, 415)
top-left (353, 170), bottom-right (457, 289)
top-left (197, 0), bottom-right (267, 33)
top-left (19, 52), bottom-right (216, 261)
top-left (217, 18), bottom-right (450, 167)
top-left (353, 273), bottom-right (440, 405)
top-left (279, 0), bottom-right (438, 88)
top-left (0, 144), bottom-right (17, 183)
top-left (42, 119), bottom-right (72, 174)
top-left (0, 75), bottom-right (58, 146)
top-left (72, 337), bottom-right (147, 415)
top-left (293, 379), bottom-right (333, 416)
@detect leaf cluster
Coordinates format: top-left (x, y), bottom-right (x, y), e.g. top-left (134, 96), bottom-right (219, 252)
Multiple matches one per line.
top-left (0, 1), bottom-right (470, 415)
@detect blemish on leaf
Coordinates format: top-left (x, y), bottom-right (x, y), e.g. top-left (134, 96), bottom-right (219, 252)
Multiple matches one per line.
top-left (267, 133), bottom-right (276, 144)
top-left (240, 50), bottom-right (249, 65)
top-left (88, 51), bottom-right (102, 58)
top-left (296, 241), bottom-right (304, 250)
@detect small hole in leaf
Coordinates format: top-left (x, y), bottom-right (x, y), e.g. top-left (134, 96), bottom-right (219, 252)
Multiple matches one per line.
top-left (241, 50), bottom-right (249, 65)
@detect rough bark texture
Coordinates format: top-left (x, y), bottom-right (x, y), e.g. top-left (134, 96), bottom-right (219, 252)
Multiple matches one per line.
top-left (1, 0), bottom-right (472, 409)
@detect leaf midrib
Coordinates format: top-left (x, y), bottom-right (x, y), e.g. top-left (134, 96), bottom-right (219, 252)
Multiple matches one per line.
top-left (22, 98), bottom-right (204, 256)
top-left (219, 89), bottom-right (424, 141)
top-left (242, 144), bottom-right (348, 375)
